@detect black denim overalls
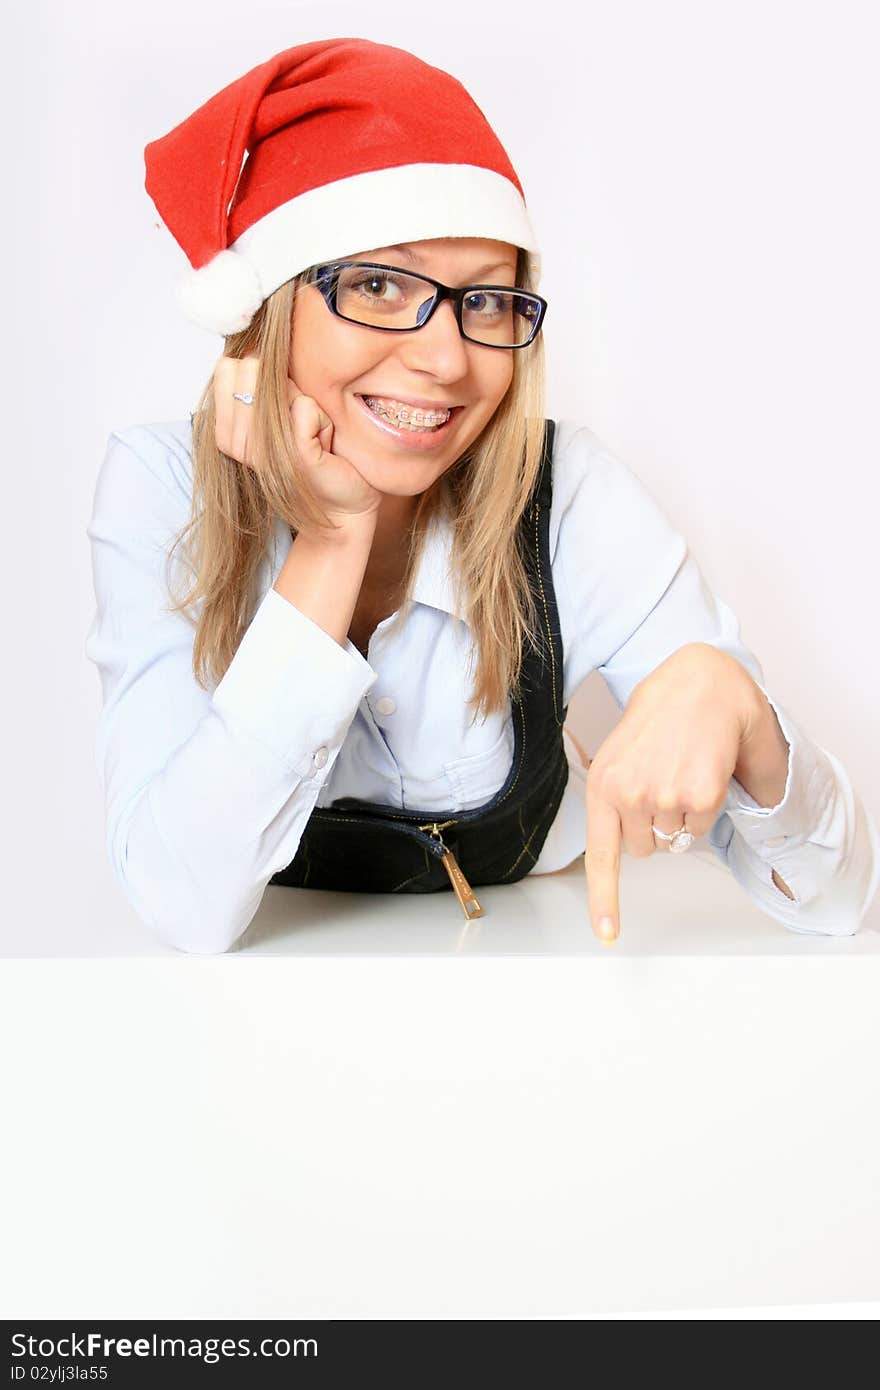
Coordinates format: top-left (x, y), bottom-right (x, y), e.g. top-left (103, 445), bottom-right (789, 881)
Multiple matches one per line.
top-left (269, 418), bottom-right (570, 919)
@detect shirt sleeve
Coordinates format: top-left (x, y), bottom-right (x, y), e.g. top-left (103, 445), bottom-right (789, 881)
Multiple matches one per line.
top-left (551, 421), bottom-right (880, 936)
top-left (85, 424), bottom-right (379, 954)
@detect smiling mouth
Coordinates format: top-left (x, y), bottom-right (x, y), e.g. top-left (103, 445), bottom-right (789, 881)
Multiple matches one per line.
top-left (354, 395), bottom-right (464, 437)
top-left (356, 395), bottom-right (460, 428)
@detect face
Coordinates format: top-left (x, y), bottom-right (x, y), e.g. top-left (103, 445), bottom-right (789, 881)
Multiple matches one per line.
top-left (288, 236), bottom-right (518, 505)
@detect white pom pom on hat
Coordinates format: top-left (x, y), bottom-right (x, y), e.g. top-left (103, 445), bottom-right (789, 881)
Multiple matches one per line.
top-left (144, 37), bottom-right (543, 337)
top-left (175, 249), bottom-right (265, 337)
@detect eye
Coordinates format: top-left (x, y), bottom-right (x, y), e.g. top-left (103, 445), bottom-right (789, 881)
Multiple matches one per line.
top-left (350, 272), bottom-right (405, 302)
top-left (463, 291), bottom-right (508, 316)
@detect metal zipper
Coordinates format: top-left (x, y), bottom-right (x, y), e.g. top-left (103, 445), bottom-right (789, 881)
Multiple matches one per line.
top-left (306, 809), bottom-right (483, 922)
top-left (416, 820), bottom-right (483, 922)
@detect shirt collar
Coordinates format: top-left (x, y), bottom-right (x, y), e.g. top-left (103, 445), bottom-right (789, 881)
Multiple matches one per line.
top-left (408, 505), bottom-right (463, 622)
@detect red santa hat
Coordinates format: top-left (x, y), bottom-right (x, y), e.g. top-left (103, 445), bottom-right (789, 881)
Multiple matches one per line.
top-left (144, 37), bottom-right (542, 336)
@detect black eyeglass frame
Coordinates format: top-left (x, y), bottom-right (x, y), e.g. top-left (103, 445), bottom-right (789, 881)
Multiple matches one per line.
top-left (303, 260), bottom-right (548, 349)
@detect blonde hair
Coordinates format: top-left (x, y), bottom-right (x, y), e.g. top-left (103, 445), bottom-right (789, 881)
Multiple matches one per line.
top-left (165, 246), bottom-right (548, 722)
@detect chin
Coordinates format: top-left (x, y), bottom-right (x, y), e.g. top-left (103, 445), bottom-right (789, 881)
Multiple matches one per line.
top-left (361, 462), bottom-right (440, 497)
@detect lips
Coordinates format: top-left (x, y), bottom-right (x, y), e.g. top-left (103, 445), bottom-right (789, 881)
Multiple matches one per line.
top-left (353, 392), bottom-right (463, 448)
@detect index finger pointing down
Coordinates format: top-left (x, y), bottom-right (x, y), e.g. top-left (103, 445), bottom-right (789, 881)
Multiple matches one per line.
top-left (584, 781), bottom-right (622, 944)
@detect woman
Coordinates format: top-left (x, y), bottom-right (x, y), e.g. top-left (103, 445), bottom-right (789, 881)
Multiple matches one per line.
top-left (85, 38), bottom-right (878, 953)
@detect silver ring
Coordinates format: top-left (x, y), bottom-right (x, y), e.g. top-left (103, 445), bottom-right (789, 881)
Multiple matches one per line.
top-left (652, 821), bottom-right (695, 853)
top-left (232, 391), bottom-right (255, 406)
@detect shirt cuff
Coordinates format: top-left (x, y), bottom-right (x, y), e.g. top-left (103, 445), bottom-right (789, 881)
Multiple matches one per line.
top-left (211, 586), bottom-right (378, 781)
top-left (722, 683), bottom-right (837, 856)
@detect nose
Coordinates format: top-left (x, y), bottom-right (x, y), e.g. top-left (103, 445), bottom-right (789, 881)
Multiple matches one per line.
top-left (405, 295), bottom-right (470, 372)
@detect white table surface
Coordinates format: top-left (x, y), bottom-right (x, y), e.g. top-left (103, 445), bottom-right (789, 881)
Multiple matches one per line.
top-left (3, 849), bottom-right (878, 1318)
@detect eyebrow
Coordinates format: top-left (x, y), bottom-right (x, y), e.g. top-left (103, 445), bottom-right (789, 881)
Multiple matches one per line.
top-left (379, 243), bottom-right (516, 278)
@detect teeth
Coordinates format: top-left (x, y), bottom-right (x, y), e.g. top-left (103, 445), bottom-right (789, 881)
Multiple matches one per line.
top-left (363, 396), bottom-right (451, 428)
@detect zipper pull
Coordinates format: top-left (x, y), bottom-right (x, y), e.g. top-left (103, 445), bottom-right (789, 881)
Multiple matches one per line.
top-left (418, 821), bottom-right (484, 921)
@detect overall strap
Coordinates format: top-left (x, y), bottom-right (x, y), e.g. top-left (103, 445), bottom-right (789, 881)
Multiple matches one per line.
top-left (530, 417), bottom-right (557, 518)
top-left (516, 418), bottom-right (566, 728)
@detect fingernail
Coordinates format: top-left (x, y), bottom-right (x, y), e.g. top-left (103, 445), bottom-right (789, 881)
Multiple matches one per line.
top-left (597, 916), bottom-right (618, 943)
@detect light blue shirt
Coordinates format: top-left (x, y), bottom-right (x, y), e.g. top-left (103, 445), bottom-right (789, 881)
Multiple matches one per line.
top-left (85, 417), bottom-right (880, 953)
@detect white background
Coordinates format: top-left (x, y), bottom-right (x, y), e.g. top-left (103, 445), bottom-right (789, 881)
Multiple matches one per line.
top-left (2, 0), bottom-right (878, 1319)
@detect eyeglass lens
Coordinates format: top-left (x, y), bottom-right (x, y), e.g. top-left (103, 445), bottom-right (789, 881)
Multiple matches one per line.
top-left (334, 266), bottom-right (541, 346)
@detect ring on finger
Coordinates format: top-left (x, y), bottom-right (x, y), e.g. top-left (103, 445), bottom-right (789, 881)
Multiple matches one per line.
top-left (652, 817), bottom-right (695, 853)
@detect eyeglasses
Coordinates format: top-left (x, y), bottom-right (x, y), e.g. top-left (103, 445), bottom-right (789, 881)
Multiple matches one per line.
top-left (303, 261), bottom-right (548, 349)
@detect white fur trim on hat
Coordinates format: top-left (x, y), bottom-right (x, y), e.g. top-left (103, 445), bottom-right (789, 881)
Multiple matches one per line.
top-left (175, 249), bottom-right (265, 336)
top-left (233, 164), bottom-right (540, 301)
top-left (176, 163), bottom-right (541, 335)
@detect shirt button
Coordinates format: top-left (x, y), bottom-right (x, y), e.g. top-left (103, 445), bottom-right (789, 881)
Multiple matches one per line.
top-left (312, 746), bottom-right (329, 769)
top-left (375, 696), bottom-right (396, 716)
top-left (765, 835), bottom-right (787, 848)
